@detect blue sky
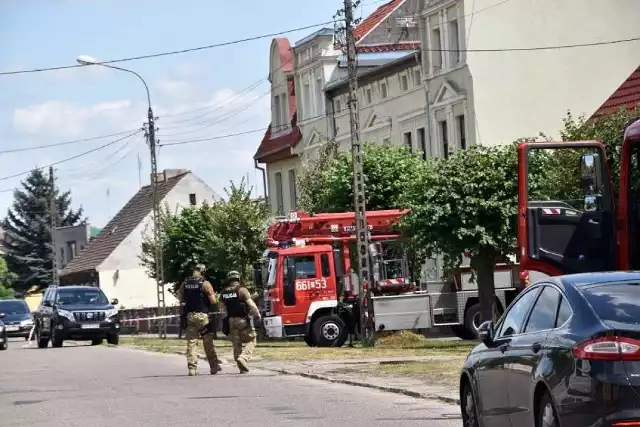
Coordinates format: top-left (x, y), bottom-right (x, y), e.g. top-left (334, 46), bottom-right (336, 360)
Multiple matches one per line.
top-left (0, 0), bottom-right (384, 228)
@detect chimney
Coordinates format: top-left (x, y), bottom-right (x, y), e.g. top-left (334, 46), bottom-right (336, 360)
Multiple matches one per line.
top-left (149, 169), bottom-right (189, 184)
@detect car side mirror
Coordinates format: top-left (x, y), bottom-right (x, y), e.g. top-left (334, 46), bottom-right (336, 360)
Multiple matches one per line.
top-left (477, 320), bottom-right (494, 344)
top-left (580, 153), bottom-right (604, 193)
top-left (43, 301), bottom-right (53, 308)
top-left (110, 298), bottom-right (119, 305)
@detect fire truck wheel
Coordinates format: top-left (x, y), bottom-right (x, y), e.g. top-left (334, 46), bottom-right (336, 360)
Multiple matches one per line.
top-left (463, 303), bottom-right (482, 339)
top-left (312, 315), bottom-right (347, 347)
top-left (304, 334), bottom-right (316, 347)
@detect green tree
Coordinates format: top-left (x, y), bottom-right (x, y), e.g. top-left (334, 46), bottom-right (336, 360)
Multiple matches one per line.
top-left (2, 169), bottom-right (84, 292)
top-left (0, 255), bottom-right (17, 299)
top-left (297, 142), bottom-right (426, 213)
top-left (401, 145), bottom-right (521, 324)
top-left (555, 107), bottom-right (640, 198)
top-left (140, 178), bottom-right (270, 295)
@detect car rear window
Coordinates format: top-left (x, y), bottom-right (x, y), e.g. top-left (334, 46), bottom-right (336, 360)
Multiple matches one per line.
top-left (0, 300), bottom-right (29, 314)
top-left (581, 283), bottom-right (640, 324)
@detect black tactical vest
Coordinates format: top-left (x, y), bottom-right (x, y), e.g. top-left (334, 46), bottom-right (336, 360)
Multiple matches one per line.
top-left (183, 276), bottom-right (209, 314)
top-left (221, 286), bottom-right (249, 318)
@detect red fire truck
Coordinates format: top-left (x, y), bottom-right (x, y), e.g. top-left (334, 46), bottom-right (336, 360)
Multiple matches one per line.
top-left (517, 117), bottom-right (640, 278)
top-left (255, 209), bottom-right (522, 347)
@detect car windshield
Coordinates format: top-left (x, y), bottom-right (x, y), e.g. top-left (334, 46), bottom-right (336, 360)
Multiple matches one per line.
top-left (581, 282), bottom-right (640, 324)
top-left (0, 300), bottom-right (29, 314)
top-left (56, 289), bottom-right (109, 306)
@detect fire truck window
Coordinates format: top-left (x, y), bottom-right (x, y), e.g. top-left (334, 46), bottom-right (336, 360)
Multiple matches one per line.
top-left (527, 147), bottom-right (603, 211)
top-left (293, 256), bottom-right (317, 279)
top-left (321, 254), bottom-right (331, 277)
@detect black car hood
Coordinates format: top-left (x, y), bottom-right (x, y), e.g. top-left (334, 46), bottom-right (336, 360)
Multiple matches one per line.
top-left (57, 304), bottom-right (114, 311)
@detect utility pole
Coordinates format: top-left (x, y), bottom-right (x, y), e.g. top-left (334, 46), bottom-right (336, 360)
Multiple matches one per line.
top-left (343, 0), bottom-right (375, 346)
top-left (49, 166), bottom-right (59, 286)
top-left (146, 110), bottom-right (166, 339)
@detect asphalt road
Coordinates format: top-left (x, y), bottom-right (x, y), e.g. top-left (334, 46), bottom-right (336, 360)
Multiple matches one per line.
top-left (0, 338), bottom-right (463, 427)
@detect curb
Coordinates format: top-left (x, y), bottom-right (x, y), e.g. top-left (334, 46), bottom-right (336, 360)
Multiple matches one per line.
top-left (139, 347), bottom-right (460, 406)
top-left (261, 367), bottom-right (460, 406)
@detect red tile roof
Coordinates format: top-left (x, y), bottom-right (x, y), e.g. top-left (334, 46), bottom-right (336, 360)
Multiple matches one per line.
top-left (590, 67), bottom-right (640, 120)
top-left (254, 39), bottom-right (302, 162)
top-left (274, 38), bottom-right (294, 74)
top-left (253, 123), bottom-right (302, 162)
top-left (357, 42), bottom-right (420, 53)
top-left (354, 0), bottom-right (405, 42)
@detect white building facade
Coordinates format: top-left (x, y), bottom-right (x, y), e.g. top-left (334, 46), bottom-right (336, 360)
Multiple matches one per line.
top-left (419, 0), bottom-right (640, 151)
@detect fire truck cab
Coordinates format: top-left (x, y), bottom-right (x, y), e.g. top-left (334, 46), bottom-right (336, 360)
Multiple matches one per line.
top-left (518, 117), bottom-right (640, 277)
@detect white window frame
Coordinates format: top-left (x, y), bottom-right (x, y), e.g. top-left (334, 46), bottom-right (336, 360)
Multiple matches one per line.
top-left (379, 79), bottom-right (388, 99)
top-left (399, 73), bottom-right (409, 92)
top-left (414, 68), bottom-right (422, 87)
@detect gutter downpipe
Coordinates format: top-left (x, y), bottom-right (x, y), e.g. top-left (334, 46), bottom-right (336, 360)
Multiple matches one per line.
top-left (254, 159), bottom-right (268, 205)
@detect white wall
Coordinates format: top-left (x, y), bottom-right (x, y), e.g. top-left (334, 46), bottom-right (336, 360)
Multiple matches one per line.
top-left (97, 173), bottom-right (219, 309)
top-left (266, 156), bottom-right (300, 215)
top-left (332, 62), bottom-right (427, 153)
top-left (462, 0), bottom-right (640, 145)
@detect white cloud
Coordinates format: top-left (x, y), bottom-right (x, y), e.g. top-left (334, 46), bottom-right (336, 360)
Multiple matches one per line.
top-left (13, 99), bottom-right (136, 138)
top-left (4, 80), bottom-right (271, 228)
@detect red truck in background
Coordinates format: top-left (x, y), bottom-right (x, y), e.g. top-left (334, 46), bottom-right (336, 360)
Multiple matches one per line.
top-left (517, 117), bottom-right (640, 279)
top-left (255, 210), bottom-right (522, 347)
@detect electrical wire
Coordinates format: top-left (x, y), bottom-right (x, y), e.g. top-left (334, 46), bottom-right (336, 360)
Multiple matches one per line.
top-left (0, 20), bottom-right (338, 76)
top-left (0, 130), bottom-right (142, 183)
top-left (158, 128), bottom-right (268, 147)
top-left (0, 129), bottom-right (141, 155)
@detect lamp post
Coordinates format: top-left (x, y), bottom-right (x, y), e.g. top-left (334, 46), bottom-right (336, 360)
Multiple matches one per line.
top-left (77, 55), bottom-right (166, 339)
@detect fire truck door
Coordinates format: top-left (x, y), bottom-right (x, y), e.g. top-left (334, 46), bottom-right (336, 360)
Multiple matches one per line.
top-left (281, 254), bottom-right (328, 328)
top-left (518, 142), bottom-right (617, 276)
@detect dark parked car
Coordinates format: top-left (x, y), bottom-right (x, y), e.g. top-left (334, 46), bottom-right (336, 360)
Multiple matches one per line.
top-left (460, 271), bottom-right (640, 427)
top-left (0, 313), bottom-right (8, 350)
top-left (34, 285), bottom-right (120, 348)
top-left (0, 299), bottom-right (34, 340)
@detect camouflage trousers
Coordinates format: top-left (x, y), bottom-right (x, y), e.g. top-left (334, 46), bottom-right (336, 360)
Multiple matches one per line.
top-left (228, 317), bottom-right (257, 365)
top-left (185, 312), bottom-right (220, 373)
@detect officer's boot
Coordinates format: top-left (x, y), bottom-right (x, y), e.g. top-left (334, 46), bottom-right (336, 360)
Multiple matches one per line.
top-left (188, 369), bottom-right (197, 376)
top-left (236, 358), bottom-right (249, 374)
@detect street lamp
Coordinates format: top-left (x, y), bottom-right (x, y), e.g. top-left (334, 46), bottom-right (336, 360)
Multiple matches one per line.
top-left (76, 54), bottom-right (166, 339)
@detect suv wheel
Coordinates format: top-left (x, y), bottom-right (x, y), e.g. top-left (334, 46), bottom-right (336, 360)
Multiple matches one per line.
top-left (107, 333), bottom-right (119, 346)
top-left (0, 340), bottom-right (7, 351)
top-left (50, 325), bottom-right (64, 348)
top-left (36, 324), bottom-right (49, 349)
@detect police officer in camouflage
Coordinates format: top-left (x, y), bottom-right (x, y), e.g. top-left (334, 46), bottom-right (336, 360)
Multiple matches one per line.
top-left (220, 270), bottom-right (261, 373)
top-left (177, 263), bottom-right (221, 376)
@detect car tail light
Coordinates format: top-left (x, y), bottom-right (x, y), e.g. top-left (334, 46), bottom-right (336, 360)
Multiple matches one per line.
top-left (612, 421), bottom-right (640, 426)
top-left (573, 336), bottom-right (640, 361)
top-left (520, 270), bottom-right (530, 287)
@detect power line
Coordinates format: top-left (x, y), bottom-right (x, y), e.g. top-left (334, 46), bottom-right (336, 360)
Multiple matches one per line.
top-left (424, 35), bottom-right (640, 52)
top-left (158, 128), bottom-right (268, 147)
top-left (0, 130), bottom-right (142, 182)
top-left (0, 129), bottom-right (140, 154)
top-left (0, 20), bottom-right (338, 76)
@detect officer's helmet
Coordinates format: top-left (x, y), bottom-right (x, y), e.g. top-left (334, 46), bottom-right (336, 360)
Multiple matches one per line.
top-left (226, 270), bottom-right (241, 281)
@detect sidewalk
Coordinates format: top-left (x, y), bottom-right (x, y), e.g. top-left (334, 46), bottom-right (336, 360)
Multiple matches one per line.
top-left (257, 356), bottom-right (461, 405)
top-left (183, 348), bottom-right (461, 405)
